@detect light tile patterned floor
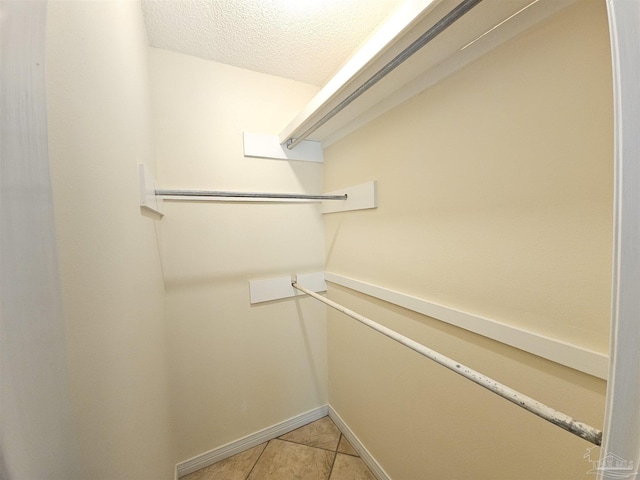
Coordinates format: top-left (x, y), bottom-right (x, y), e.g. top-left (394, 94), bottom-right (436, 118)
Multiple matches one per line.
top-left (182, 416), bottom-right (376, 480)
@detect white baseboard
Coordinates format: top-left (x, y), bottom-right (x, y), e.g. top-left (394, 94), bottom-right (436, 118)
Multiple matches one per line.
top-left (176, 405), bottom-right (329, 477)
top-left (175, 404), bottom-right (392, 479)
top-left (328, 406), bottom-right (391, 480)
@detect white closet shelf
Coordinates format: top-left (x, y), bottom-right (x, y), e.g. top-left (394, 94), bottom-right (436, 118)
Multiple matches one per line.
top-left (280, 0), bottom-right (577, 149)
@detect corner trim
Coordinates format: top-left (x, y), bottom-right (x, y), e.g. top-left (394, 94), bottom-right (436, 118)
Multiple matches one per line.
top-left (175, 405), bottom-right (329, 478)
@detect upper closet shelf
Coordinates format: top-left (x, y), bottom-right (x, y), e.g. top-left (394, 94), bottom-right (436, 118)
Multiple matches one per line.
top-left (279, 0), bottom-right (577, 149)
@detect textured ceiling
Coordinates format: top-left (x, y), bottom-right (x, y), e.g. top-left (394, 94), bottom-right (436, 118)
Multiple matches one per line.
top-left (141, 0), bottom-right (407, 86)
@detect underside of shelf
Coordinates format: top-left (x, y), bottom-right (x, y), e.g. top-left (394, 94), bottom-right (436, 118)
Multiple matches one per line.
top-left (280, 0), bottom-right (577, 148)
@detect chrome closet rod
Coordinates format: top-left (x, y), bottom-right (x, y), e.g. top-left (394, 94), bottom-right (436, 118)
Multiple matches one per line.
top-left (292, 282), bottom-right (603, 446)
top-left (156, 189), bottom-right (347, 201)
top-left (284, 0), bottom-right (483, 150)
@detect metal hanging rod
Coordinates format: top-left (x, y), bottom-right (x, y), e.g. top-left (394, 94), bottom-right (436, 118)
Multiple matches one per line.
top-left (284, 0), bottom-right (483, 150)
top-left (292, 282), bottom-right (603, 446)
top-left (155, 189), bottom-right (347, 201)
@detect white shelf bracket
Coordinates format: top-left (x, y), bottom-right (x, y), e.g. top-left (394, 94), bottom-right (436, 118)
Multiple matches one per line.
top-left (138, 164), bottom-right (163, 217)
top-left (249, 272), bottom-right (326, 304)
top-left (322, 181), bottom-right (377, 214)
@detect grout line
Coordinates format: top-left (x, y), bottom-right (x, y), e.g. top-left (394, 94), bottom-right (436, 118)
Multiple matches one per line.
top-left (243, 440), bottom-right (269, 480)
top-left (327, 437), bottom-right (339, 480)
top-left (276, 436), bottom-right (340, 453)
top-left (337, 436), bottom-right (360, 458)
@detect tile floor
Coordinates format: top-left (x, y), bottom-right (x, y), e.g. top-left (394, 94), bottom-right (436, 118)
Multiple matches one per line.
top-left (182, 416), bottom-right (376, 480)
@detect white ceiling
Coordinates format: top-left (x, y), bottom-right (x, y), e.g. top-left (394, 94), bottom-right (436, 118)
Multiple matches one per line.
top-left (141, 0), bottom-right (407, 86)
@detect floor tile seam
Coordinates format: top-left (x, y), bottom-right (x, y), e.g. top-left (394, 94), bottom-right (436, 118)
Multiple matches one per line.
top-left (276, 436), bottom-right (341, 453)
top-left (338, 451), bottom-right (360, 458)
top-left (327, 449), bottom-right (338, 480)
top-left (243, 440), bottom-right (269, 480)
top-left (336, 432), bottom-right (361, 458)
top-left (252, 438), bottom-right (337, 480)
top-left (329, 421), bottom-right (366, 457)
top-left (274, 436), bottom-right (361, 458)
top-left (326, 436), bottom-right (341, 480)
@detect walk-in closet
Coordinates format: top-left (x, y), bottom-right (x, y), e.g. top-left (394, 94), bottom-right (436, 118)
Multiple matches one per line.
top-left (3, 0), bottom-right (639, 479)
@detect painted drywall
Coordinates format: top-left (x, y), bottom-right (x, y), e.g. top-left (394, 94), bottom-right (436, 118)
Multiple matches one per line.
top-left (148, 48), bottom-right (328, 462)
top-left (45, 1), bottom-right (175, 478)
top-left (1, 2), bottom-right (83, 478)
top-left (323, 1), bottom-right (612, 478)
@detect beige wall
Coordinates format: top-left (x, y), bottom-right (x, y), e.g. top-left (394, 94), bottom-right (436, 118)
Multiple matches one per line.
top-left (323, 1), bottom-right (612, 478)
top-left (46, 1), bottom-right (175, 478)
top-left (148, 49), bottom-right (328, 462)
